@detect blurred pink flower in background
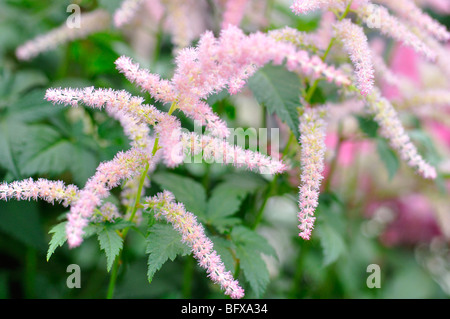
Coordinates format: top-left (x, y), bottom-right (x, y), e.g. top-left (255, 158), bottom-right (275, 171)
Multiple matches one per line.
top-left (368, 194), bottom-right (443, 247)
top-left (325, 133), bottom-right (373, 167)
top-left (382, 43), bottom-right (422, 100)
top-left (425, 120), bottom-right (450, 148)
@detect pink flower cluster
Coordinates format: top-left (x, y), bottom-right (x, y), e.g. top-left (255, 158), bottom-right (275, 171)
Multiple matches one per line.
top-left (0, 178), bottom-right (78, 207)
top-left (297, 107), bottom-right (328, 240)
top-left (115, 26), bottom-right (350, 137)
top-left (66, 148), bottom-right (150, 248)
top-left (290, 0), bottom-right (348, 15)
top-left (373, 0), bottom-right (450, 42)
top-left (334, 19), bottom-right (374, 96)
top-left (180, 132), bottom-right (287, 175)
top-left (114, 0), bottom-right (145, 28)
top-left (16, 9), bottom-right (110, 61)
top-left (365, 88), bottom-right (437, 180)
top-left (145, 191), bottom-right (245, 299)
top-left (355, 3), bottom-right (437, 62)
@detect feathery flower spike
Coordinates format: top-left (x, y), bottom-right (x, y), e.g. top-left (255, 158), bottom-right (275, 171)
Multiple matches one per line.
top-left (45, 86), bottom-right (187, 168)
top-left (145, 191), bottom-right (245, 299)
top-left (16, 9), bottom-right (110, 61)
top-left (290, 0), bottom-right (348, 15)
top-left (180, 132), bottom-right (288, 175)
top-left (356, 3), bottom-right (437, 62)
top-left (364, 88), bottom-right (437, 180)
top-left (115, 28), bottom-right (350, 137)
top-left (114, 0), bottom-right (145, 28)
top-left (373, 0), bottom-right (450, 42)
top-left (334, 19), bottom-right (375, 96)
top-left (297, 106), bottom-right (328, 240)
top-left (66, 148), bottom-right (150, 248)
top-left (0, 178), bottom-right (78, 207)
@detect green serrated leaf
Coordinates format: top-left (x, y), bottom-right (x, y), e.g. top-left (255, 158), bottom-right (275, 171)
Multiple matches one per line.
top-left (47, 222), bottom-right (67, 261)
top-left (9, 89), bottom-right (63, 123)
top-left (98, 227), bottom-right (124, 272)
top-left (0, 120), bottom-right (26, 178)
top-left (16, 124), bottom-right (98, 185)
top-left (248, 64), bottom-right (302, 138)
top-left (105, 219), bottom-right (136, 231)
top-left (235, 246), bottom-right (270, 298)
top-left (0, 201), bottom-right (46, 251)
top-left (152, 172), bottom-right (207, 217)
top-left (210, 236), bottom-right (235, 273)
top-left (231, 226), bottom-right (277, 259)
top-left (316, 223), bottom-right (346, 267)
top-left (18, 125), bottom-right (74, 177)
top-left (356, 115), bottom-right (379, 138)
top-left (206, 183), bottom-right (247, 220)
top-left (221, 172), bottom-right (266, 192)
top-left (376, 138), bottom-right (400, 180)
top-left (10, 71), bottom-right (48, 96)
top-left (146, 223), bottom-right (191, 282)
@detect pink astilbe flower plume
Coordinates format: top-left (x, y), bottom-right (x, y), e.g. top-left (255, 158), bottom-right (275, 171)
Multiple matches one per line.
top-left (373, 0), bottom-right (450, 42)
top-left (365, 88), bottom-right (437, 180)
top-left (45, 86), bottom-right (184, 167)
top-left (16, 9), bottom-right (110, 61)
top-left (297, 106), bottom-right (328, 240)
top-left (180, 132), bottom-right (288, 175)
top-left (0, 178), bottom-right (78, 207)
top-left (116, 27), bottom-right (349, 137)
top-left (290, 0), bottom-right (349, 15)
top-left (115, 55), bottom-right (231, 138)
top-left (356, 3), bottom-right (437, 62)
top-left (67, 148), bottom-right (150, 248)
top-left (145, 191), bottom-right (245, 299)
top-left (334, 19), bottom-right (375, 96)
top-left (114, 0), bottom-right (145, 28)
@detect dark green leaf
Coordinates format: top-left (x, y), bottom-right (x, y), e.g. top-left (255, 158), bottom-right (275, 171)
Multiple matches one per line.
top-left (146, 223), bottom-right (191, 282)
top-left (210, 236), bottom-right (235, 273)
top-left (231, 226), bottom-right (277, 258)
top-left (0, 120), bottom-right (26, 178)
top-left (98, 226), bottom-right (124, 272)
top-left (8, 89), bottom-right (63, 123)
top-left (235, 246), bottom-right (270, 298)
top-left (47, 222), bottom-right (67, 261)
top-left (10, 70), bottom-right (48, 96)
top-left (17, 124), bottom-right (98, 185)
top-left (152, 172), bottom-right (207, 217)
top-left (376, 138), bottom-right (400, 180)
top-left (230, 226), bottom-right (275, 296)
top-left (206, 184), bottom-right (246, 220)
top-left (18, 125), bottom-right (75, 177)
top-left (356, 115), bottom-right (379, 138)
top-left (248, 64), bottom-right (302, 138)
top-left (0, 201), bottom-right (46, 251)
top-left (316, 223), bottom-right (346, 266)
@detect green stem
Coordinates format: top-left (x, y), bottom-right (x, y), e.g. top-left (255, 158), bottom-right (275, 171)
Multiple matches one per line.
top-left (106, 254), bottom-right (120, 299)
top-left (182, 255), bottom-right (194, 298)
top-left (304, 0), bottom-right (353, 104)
top-left (24, 248), bottom-right (36, 298)
top-left (106, 135), bottom-right (162, 299)
top-left (252, 132), bottom-right (296, 229)
top-left (104, 101), bottom-right (179, 299)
